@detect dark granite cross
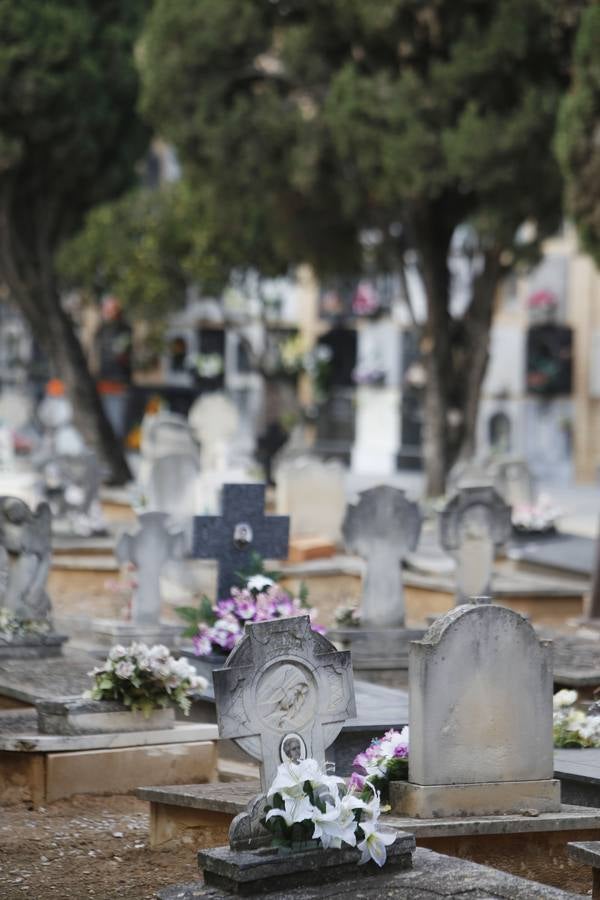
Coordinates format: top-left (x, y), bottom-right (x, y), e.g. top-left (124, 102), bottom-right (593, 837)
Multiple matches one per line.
top-left (192, 483), bottom-right (290, 601)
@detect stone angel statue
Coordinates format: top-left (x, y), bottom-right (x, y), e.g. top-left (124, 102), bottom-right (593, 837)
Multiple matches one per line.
top-left (0, 497), bottom-right (52, 620)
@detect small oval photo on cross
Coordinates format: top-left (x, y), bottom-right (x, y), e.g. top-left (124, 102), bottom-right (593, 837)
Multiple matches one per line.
top-left (280, 732), bottom-right (307, 764)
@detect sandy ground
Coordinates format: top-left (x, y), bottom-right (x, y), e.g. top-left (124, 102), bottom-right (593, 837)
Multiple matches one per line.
top-left (0, 795), bottom-right (199, 900)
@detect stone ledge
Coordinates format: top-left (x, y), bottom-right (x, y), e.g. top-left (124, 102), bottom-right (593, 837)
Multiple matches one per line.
top-left (156, 845), bottom-right (583, 899)
top-left (386, 802), bottom-right (600, 836)
top-left (198, 833), bottom-right (415, 895)
top-left (390, 779), bottom-right (562, 818)
top-left (137, 781), bottom-right (259, 816)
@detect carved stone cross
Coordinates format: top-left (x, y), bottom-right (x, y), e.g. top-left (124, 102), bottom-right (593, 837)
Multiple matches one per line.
top-left (439, 485), bottom-right (512, 605)
top-left (342, 485), bottom-right (421, 628)
top-left (192, 483), bottom-right (289, 601)
top-left (214, 614), bottom-right (356, 790)
top-left (116, 512), bottom-right (184, 628)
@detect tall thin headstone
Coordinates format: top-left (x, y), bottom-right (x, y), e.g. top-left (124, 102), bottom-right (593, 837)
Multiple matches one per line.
top-left (116, 512), bottom-right (185, 628)
top-left (343, 485), bottom-right (421, 627)
top-left (440, 486), bottom-right (511, 604)
top-left (192, 483), bottom-right (289, 601)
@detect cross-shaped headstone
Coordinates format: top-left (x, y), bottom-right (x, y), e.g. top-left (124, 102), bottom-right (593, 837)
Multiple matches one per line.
top-left (439, 485), bottom-right (512, 605)
top-left (116, 512), bottom-right (184, 627)
top-left (214, 614), bottom-right (356, 790)
top-left (192, 483), bottom-right (289, 601)
top-left (343, 485), bottom-right (421, 629)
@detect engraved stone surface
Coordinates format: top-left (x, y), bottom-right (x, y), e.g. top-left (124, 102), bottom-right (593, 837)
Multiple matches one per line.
top-left (116, 512), bottom-right (185, 628)
top-left (342, 485), bottom-right (421, 628)
top-left (439, 486), bottom-right (512, 604)
top-left (213, 614), bottom-right (356, 790)
top-left (192, 484), bottom-right (289, 601)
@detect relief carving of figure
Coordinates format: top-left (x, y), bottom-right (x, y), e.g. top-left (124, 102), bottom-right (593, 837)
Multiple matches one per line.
top-left (0, 498), bottom-right (52, 620)
top-left (257, 664), bottom-right (312, 730)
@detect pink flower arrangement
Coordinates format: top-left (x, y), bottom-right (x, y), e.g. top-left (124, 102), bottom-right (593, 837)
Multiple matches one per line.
top-left (352, 281), bottom-right (380, 316)
top-left (351, 728), bottom-right (409, 800)
top-left (192, 580), bottom-right (325, 657)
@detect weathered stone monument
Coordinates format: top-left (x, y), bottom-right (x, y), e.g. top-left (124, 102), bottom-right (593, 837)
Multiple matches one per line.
top-left (275, 455), bottom-right (346, 546)
top-left (214, 614), bottom-right (356, 791)
top-left (90, 511), bottom-right (185, 647)
top-left (440, 485), bottom-right (512, 604)
top-left (188, 392), bottom-right (239, 471)
top-left (137, 410), bottom-right (199, 505)
top-left (145, 452), bottom-right (201, 517)
top-left (43, 450), bottom-right (106, 537)
top-left (392, 599), bottom-right (561, 817)
top-left (493, 455), bottom-right (534, 508)
top-left (0, 497), bottom-right (66, 658)
top-left (192, 483), bottom-right (289, 601)
top-left (329, 485), bottom-right (423, 685)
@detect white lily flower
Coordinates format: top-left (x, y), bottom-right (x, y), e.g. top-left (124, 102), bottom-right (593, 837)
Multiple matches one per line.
top-left (357, 820), bottom-right (396, 867)
top-left (265, 794), bottom-right (315, 827)
top-left (267, 758), bottom-right (328, 800)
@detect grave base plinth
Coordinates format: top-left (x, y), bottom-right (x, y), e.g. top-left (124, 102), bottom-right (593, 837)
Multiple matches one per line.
top-left (36, 697), bottom-right (175, 735)
top-left (88, 619), bottom-right (183, 650)
top-left (391, 778), bottom-right (562, 818)
top-left (0, 632), bottom-right (67, 660)
top-left (328, 626), bottom-right (425, 688)
top-left (198, 833), bottom-right (415, 896)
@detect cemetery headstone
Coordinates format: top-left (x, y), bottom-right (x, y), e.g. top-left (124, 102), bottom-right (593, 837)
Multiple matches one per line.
top-left (439, 485), bottom-right (512, 604)
top-left (138, 411), bottom-right (199, 504)
top-left (275, 455), bottom-right (346, 543)
top-left (214, 613), bottom-right (356, 791)
top-left (115, 512), bottom-right (185, 629)
top-left (145, 452), bottom-right (201, 517)
top-left (0, 496), bottom-right (66, 658)
top-left (43, 450), bottom-right (106, 536)
top-left (493, 456), bottom-right (534, 509)
top-left (188, 392), bottom-right (239, 471)
top-left (192, 483), bottom-right (289, 601)
top-left (328, 485), bottom-right (424, 686)
top-left (392, 598), bottom-right (561, 817)
top-left (343, 485), bottom-right (421, 628)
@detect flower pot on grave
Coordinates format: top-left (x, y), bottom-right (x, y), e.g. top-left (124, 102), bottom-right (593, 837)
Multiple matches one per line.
top-left (36, 697), bottom-right (176, 736)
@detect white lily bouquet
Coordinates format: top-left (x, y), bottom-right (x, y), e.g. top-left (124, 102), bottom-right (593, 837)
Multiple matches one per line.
top-left (262, 757), bottom-right (397, 867)
top-left (86, 643), bottom-right (208, 717)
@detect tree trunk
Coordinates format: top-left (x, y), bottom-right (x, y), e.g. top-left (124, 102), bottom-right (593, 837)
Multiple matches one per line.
top-left (0, 190), bottom-right (131, 484)
top-left (415, 206), bottom-right (502, 496)
top-left (589, 521), bottom-right (600, 619)
top-left (33, 295), bottom-right (132, 484)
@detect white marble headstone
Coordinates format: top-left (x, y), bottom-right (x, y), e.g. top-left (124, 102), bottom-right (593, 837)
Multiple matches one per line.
top-left (275, 456), bottom-right (346, 542)
top-left (213, 614), bottom-right (356, 789)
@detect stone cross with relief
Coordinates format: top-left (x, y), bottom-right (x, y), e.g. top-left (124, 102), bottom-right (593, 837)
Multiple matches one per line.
top-left (439, 485), bottom-right (511, 605)
top-left (343, 485), bottom-right (421, 628)
top-left (192, 483), bottom-right (289, 601)
top-left (214, 614), bottom-right (356, 790)
top-left (116, 512), bottom-right (184, 628)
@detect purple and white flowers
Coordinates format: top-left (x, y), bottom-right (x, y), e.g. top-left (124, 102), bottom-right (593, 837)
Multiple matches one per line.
top-left (190, 577), bottom-right (324, 658)
top-left (263, 757), bottom-right (397, 867)
top-left (86, 642), bottom-right (208, 717)
top-left (351, 728), bottom-right (409, 797)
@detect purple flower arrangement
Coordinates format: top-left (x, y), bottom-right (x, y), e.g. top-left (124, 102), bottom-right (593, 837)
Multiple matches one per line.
top-left (190, 574), bottom-right (325, 657)
top-left (349, 728), bottom-right (409, 800)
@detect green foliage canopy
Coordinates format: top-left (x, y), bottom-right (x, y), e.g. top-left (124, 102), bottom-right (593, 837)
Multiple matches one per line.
top-left (139, 0), bottom-right (569, 279)
top-left (0, 0), bottom-right (150, 300)
top-left (556, 3), bottom-right (600, 266)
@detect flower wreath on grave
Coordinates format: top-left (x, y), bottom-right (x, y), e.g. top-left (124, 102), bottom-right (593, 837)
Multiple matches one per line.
top-left (553, 689), bottom-right (600, 748)
top-left (85, 643), bottom-right (208, 717)
top-left (349, 728), bottom-right (410, 800)
top-left (176, 553), bottom-right (325, 657)
top-left (0, 608), bottom-right (51, 641)
top-left (262, 757), bottom-right (397, 866)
